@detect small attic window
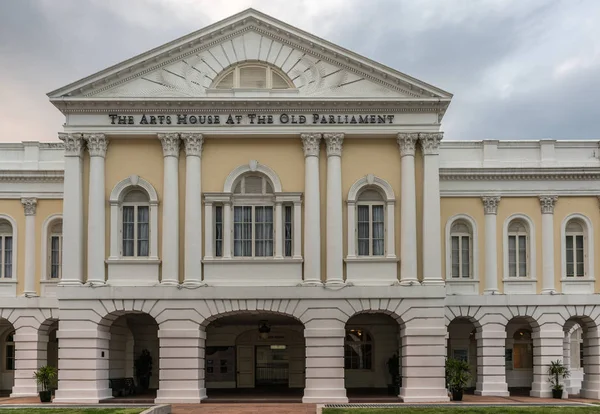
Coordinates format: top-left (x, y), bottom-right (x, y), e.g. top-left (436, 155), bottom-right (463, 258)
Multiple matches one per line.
top-left (214, 63), bottom-right (294, 90)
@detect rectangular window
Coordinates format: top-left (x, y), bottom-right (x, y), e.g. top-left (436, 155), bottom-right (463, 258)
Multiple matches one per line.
top-left (284, 205), bottom-right (292, 257)
top-left (451, 235), bottom-right (470, 278)
top-left (254, 206), bottom-right (273, 257)
top-left (357, 204), bottom-right (385, 256)
top-left (233, 206), bottom-right (273, 257)
top-left (1, 236), bottom-right (13, 279)
top-left (372, 205), bottom-right (384, 256)
top-left (50, 235), bottom-right (62, 279)
top-left (508, 235), bottom-right (528, 277)
top-left (122, 205), bottom-right (149, 257)
top-left (566, 234), bottom-right (584, 277)
top-left (357, 205), bottom-right (370, 256)
top-left (122, 206), bottom-right (135, 257)
top-left (137, 206), bottom-right (149, 257)
top-left (215, 206), bottom-right (223, 257)
top-left (451, 236), bottom-right (460, 278)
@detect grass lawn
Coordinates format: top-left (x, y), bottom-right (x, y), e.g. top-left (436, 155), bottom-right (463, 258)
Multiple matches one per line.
top-left (323, 407), bottom-right (600, 414)
top-left (0, 409), bottom-right (146, 414)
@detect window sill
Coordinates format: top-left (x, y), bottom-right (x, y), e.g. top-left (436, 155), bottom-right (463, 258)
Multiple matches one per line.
top-left (106, 257), bottom-right (161, 265)
top-left (561, 278), bottom-right (595, 294)
top-left (446, 279), bottom-right (479, 295)
top-left (0, 279), bottom-right (17, 284)
top-left (40, 279), bottom-right (59, 284)
top-left (345, 256), bottom-right (398, 263)
top-left (203, 257), bottom-right (302, 264)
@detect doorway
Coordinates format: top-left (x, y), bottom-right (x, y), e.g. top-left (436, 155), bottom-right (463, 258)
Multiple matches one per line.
top-left (255, 345), bottom-right (289, 387)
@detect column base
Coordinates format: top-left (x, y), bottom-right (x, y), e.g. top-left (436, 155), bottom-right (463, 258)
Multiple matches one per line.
top-left (181, 281), bottom-right (207, 287)
top-left (483, 289), bottom-right (501, 295)
top-left (21, 291), bottom-right (38, 297)
top-left (58, 280), bottom-right (83, 286)
top-left (155, 388), bottom-right (207, 403)
top-left (300, 280), bottom-right (323, 286)
top-left (85, 280), bottom-right (105, 286)
top-left (541, 289), bottom-right (557, 295)
top-left (53, 388), bottom-right (113, 403)
top-left (421, 279), bottom-right (445, 286)
top-left (160, 280), bottom-right (179, 286)
top-left (580, 388), bottom-right (600, 399)
top-left (325, 279), bottom-right (346, 287)
top-left (302, 388), bottom-right (348, 404)
top-left (475, 386), bottom-right (510, 397)
top-left (10, 387), bottom-right (38, 398)
top-left (399, 279), bottom-right (420, 286)
top-left (529, 386), bottom-right (552, 398)
top-left (400, 387), bottom-right (450, 402)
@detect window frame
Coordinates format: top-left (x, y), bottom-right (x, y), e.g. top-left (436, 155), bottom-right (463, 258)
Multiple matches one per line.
top-left (561, 215), bottom-right (593, 280)
top-left (356, 201), bottom-right (386, 257)
top-left (508, 222), bottom-right (528, 278)
top-left (120, 201), bottom-right (150, 258)
top-left (344, 328), bottom-right (374, 371)
top-left (0, 233), bottom-right (13, 280)
top-left (213, 63), bottom-right (295, 90)
top-left (49, 230), bottom-right (63, 280)
top-left (450, 221), bottom-right (472, 279)
top-left (4, 330), bottom-right (15, 371)
top-left (232, 204), bottom-right (275, 258)
top-left (502, 214), bottom-right (536, 284)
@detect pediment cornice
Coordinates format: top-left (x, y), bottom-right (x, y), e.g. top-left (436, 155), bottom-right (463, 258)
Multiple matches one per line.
top-left (48, 9), bottom-right (452, 104)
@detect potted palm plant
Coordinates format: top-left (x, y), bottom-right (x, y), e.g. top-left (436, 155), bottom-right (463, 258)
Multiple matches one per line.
top-left (548, 360), bottom-right (570, 399)
top-left (445, 358), bottom-right (471, 401)
top-left (386, 353), bottom-right (401, 395)
top-left (33, 365), bottom-right (57, 403)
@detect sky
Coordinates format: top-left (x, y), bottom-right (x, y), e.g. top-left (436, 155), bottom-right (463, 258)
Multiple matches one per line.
top-left (0, 0), bottom-right (599, 141)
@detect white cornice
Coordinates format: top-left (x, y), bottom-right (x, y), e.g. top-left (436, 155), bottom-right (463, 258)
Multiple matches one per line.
top-left (440, 168), bottom-right (600, 181)
top-left (47, 9), bottom-right (451, 101)
top-left (0, 170), bottom-right (64, 183)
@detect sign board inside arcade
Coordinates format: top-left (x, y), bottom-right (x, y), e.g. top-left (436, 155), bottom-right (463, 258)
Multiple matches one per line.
top-left (108, 113), bottom-right (396, 126)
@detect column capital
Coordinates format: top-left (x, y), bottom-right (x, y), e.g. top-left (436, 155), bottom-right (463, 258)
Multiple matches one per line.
top-left (419, 132), bottom-right (443, 155)
top-left (539, 195), bottom-right (558, 214)
top-left (21, 198), bottom-right (37, 216)
top-left (84, 133), bottom-right (108, 158)
top-left (324, 133), bottom-right (344, 157)
top-left (181, 133), bottom-right (204, 157)
top-left (482, 196), bottom-right (501, 215)
top-left (158, 133), bottom-right (180, 158)
top-left (397, 132), bottom-right (418, 156)
top-left (59, 133), bottom-right (84, 157)
top-left (301, 133), bottom-right (322, 157)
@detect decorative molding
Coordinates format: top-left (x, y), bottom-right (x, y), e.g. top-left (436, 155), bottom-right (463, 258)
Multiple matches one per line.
top-left (158, 133), bottom-right (180, 157)
top-left (419, 132), bottom-right (443, 155)
top-left (84, 133), bottom-right (108, 158)
top-left (324, 133), bottom-right (344, 157)
top-left (301, 133), bottom-right (322, 157)
top-left (58, 133), bottom-right (84, 157)
top-left (539, 195), bottom-right (558, 214)
top-left (181, 133), bottom-right (204, 157)
top-left (481, 196), bottom-right (501, 215)
top-left (40, 214), bottom-right (63, 282)
top-left (397, 133), bottom-right (418, 157)
top-left (109, 175), bottom-right (159, 205)
top-left (445, 214), bottom-right (479, 282)
top-left (223, 161), bottom-right (283, 193)
top-left (347, 174), bottom-right (395, 202)
top-left (502, 213), bottom-right (537, 281)
top-left (560, 213), bottom-right (595, 282)
top-left (0, 214), bottom-right (18, 281)
top-left (0, 171), bottom-right (63, 183)
top-left (440, 168), bottom-right (600, 181)
top-left (20, 198), bottom-right (37, 216)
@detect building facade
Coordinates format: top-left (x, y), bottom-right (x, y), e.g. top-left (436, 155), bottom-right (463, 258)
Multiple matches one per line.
top-left (0, 8), bottom-right (599, 404)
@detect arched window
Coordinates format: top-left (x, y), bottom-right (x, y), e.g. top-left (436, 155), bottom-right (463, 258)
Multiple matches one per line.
top-left (4, 331), bottom-right (14, 371)
top-left (450, 220), bottom-right (472, 279)
top-left (48, 220), bottom-right (63, 279)
top-left (0, 219), bottom-right (13, 279)
top-left (508, 220), bottom-right (528, 278)
top-left (121, 189), bottom-right (150, 257)
top-left (357, 189), bottom-right (385, 256)
top-left (344, 328), bottom-right (373, 370)
top-left (213, 63), bottom-right (294, 90)
top-left (565, 219), bottom-right (585, 278)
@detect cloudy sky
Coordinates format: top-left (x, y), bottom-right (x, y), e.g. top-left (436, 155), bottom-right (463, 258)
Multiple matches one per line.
top-left (0, 0), bottom-right (599, 141)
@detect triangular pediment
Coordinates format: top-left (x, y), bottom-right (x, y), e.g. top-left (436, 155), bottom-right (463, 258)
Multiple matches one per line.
top-left (48, 9), bottom-right (452, 102)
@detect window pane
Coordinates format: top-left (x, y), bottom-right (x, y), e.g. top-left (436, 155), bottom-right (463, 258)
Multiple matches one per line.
top-left (451, 236), bottom-right (460, 278)
top-left (508, 235), bottom-right (517, 277)
top-left (240, 66), bottom-right (267, 88)
top-left (215, 206), bottom-right (223, 257)
top-left (284, 206), bottom-right (292, 257)
top-left (4, 236), bottom-right (12, 279)
top-left (576, 235), bottom-right (584, 277)
top-left (234, 206), bottom-right (252, 257)
top-left (51, 236), bottom-right (61, 279)
top-left (122, 206), bottom-right (135, 257)
top-left (255, 206), bottom-right (273, 257)
top-left (357, 206), bottom-right (370, 256)
top-left (461, 237), bottom-right (470, 278)
top-left (518, 235), bottom-right (527, 277)
top-left (137, 206), bottom-right (149, 257)
top-left (372, 205), bottom-right (384, 256)
top-left (216, 71), bottom-right (234, 89)
top-left (272, 72), bottom-right (290, 89)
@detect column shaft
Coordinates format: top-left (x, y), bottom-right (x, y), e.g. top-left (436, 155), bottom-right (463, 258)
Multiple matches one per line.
top-left (301, 134), bottom-right (322, 285)
top-left (21, 198), bottom-right (37, 295)
top-left (540, 196), bottom-right (558, 294)
top-left (420, 133), bottom-right (443, 285)
top-left (158, 134), bottom-right (180, 285)
top-left (85, 134), bottom-right (108, 285)
top-left (482, 196), bottom-right (501, 294)
top-left (397, 133), bottom-right (418, 285)
top-left (531, 324), bottom-right (565, 398)
top-left (325, 133), bottom-right (344, 285)
top-left (475, 323), bottom-right (509, 396)
top-left (182, 134), bottom-right (204, 285)
top-left (11, 328), bottom-right (48, 397)
top-left (59, 133), bottom-right (84, 285)
top-left (580, 328), bottom-right (600, 399)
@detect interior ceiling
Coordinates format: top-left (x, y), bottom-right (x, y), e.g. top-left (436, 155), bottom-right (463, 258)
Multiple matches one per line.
top-left (209, 313), bottom-right (302, 327)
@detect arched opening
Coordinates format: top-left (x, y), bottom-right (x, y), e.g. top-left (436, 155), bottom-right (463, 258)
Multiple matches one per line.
top-left (344, 313), bottom-right (401, 402)
top-left (45, 320), bottom-right (59, 370)
top-left (563, 316), bottom-right (599, 398)
top-left (0, 319), bottom-right (15, 396)
top-left (105, 312), bottom-right (159, 401)
top-left (447, 318), bottom-right (479, 394)
top-left (204, 312), bottom-right (305, 402)
top-left (505, 318), bottom-right (535, 395)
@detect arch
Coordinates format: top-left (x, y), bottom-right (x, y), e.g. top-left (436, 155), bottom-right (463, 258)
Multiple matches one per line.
top-left (348, 174), bottom-right (395, 202)
top-left (0, 214), bottom-right (17, 281)
top-left (560, 213), bottom-right (594, 280)
top-left (202, 309), bottom-right (303, 328)
top-left (502, 213), bottom-right (536, 280)
top-left (223, 160), bottom-right (282, 193)
top-left (109, 175), bottom-right (158, 205)
top-left (40, 214), bottom-right (63, 281)
top-left (211, 61), bottom-right (295, 90)
top-left (445, 214), bottom-right (479, 281)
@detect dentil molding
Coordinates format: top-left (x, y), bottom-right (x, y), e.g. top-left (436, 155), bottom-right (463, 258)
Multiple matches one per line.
top-left (397, 133), bottom-right (419, 157)
top-left (21, 198), bottom-right (37, 216)
top-left (301, 133), bottom-right (322, 157)
top-left (181, 133), bottom-right (204, 157)
top-left (58, 133), bottom-right (84, 157)
top-left (539, 195), bottom-right (558, 214)
top-left (324, 133), bottom-right (344, 157)
top-left (84, 133), bottom-right (108, 158)
top-left (481, 196), bottom-right (501, 215)
top-left (158, 133), bottom-right (180, 157)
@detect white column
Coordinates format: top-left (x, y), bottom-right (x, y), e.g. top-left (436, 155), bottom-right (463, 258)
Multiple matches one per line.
top-left (223, 201), bottom-right (232, 259)
top-left (475, 323), bottom-right (509, 396)
top-left (540, 195), bottom-right (558, 294)
top-left (293, 201), bottom-right (302, 259)
top-left (581, 327), bottom-right (600, 399)
top-left (301, 133), bottom-right (322, 285)
top-left (182, 133), bottom-right (204, 286)
top-left (482, 196), bottom-right (501, 295)
top-left (420, 133), bottom-right (444, 285)
top-left (84, 133), bottom-right (108, 285)
top-left (531, 323), bottom-right (564, 398)
top-left (563, 332), bottom-right (572, 396)
top-left (10, 326), bottom-right (48, 397)
top-left (325, 133), bottom-right (344, 285)
top-left (58, 133), bottom-right (84, 285)
top-left (275, 201), bottom-right (284, 259)
top-left (158, 133), bottom-right (180, 285)
top-left (302, 320), bottom-right (348, 403)
top-left (204, 201), bottom-right (213, 260)
top-left (21, 198), bottom-right (37, 296)
top-left (397, 133), bottom-right (419, 285)
top-left (155, 321), bottom-right (207, 403)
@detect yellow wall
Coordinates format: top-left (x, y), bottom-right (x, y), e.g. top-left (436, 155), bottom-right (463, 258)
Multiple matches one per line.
top-left (34, 200), bottom-right (63, 292)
